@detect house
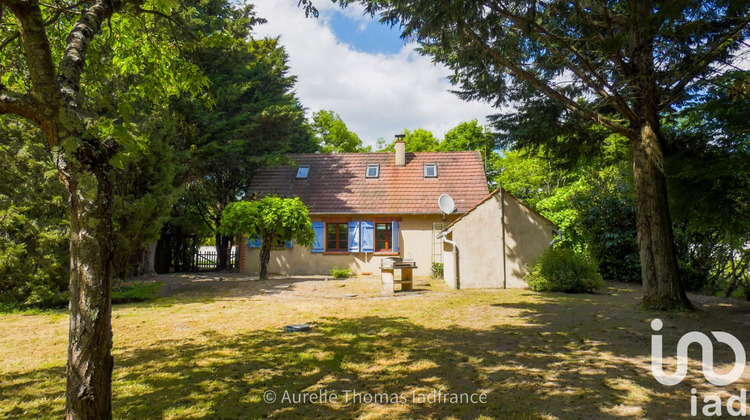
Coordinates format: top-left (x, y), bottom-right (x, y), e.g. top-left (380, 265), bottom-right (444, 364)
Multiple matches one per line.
top-left (238, 139), bottom-right (489, 277)
top-left (438, 188), bottom-right (561, 289)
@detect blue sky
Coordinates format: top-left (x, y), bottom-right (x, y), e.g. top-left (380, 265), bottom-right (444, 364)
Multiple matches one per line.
top-left (251, 1), bottom-right (497, 147)
top-left (328, 12), bottom-right (405, 55)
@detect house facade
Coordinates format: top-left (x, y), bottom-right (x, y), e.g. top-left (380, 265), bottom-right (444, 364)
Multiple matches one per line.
top-left (238, 140), bottom-right (490, 277)
top-left (439, 188), bottom-right (560, 289)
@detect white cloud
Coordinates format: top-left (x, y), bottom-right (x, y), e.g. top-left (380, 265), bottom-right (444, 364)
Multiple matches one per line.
top-left (250, 0), bottom-right (498, 147)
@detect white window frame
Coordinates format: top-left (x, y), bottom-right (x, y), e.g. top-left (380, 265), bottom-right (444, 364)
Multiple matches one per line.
top-left (424, 163), bottom-right (438, 178)
top-left (366, 164), bottom-right (380, 178)
top-left (296, 165), bottom-right (310, 179)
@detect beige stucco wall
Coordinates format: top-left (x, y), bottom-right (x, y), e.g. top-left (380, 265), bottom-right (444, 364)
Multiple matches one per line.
top-left (240, 214), bottom-right (455, 277)
top-left (502, 192), bottom-right (555, 287)
top-left (449, 194), bottom-right (506, 288)
top-left (442, 190), bottom-right (555, 289)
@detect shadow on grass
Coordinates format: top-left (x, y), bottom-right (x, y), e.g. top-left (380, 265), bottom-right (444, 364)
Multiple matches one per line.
top-left (3, 300), bottom-right (718, 419)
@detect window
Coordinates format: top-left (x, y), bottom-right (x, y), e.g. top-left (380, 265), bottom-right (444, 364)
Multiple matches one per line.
top-left (375, 223), bottom-right (392, 251)
top-left (424, 163), bottom-right (438, 178)
top-left (366, 164), bottom-right (380, 178)
top-left (326, 223), bottom-right (348, 251)
top-left (296, 165), bottom-right (310, 179)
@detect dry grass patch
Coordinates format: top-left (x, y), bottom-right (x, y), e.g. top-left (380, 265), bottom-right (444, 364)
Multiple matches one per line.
top-left (1, 274), bottom-right (750, 419)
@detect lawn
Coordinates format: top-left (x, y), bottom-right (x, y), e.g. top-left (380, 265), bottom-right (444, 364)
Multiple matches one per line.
top-left (1, 274), bottom-right (749, 419)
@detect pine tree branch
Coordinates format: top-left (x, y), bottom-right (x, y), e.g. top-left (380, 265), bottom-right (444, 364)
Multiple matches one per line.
top-left (487, 1), bottom-right (640, 124)
top-left (663, 13), bottom-right (750, 108)
top-left (463, 28), bottom-right (635, 139)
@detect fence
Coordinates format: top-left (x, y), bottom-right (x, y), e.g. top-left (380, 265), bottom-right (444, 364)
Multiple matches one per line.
top-left (194, 248), bottom-right (237, 270)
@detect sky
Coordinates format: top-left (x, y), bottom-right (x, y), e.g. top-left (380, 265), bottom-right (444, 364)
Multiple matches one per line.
top-left (250, 0), bottom-right (498, 148)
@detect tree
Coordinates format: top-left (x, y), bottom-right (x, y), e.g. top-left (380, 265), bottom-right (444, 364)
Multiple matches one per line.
top-left (219, 196), bottom-right (314, 280)
top-left (378, 128), bottom-right (440, 152)
top-left (665, 70), bottom-right (750, 295)
top-left (173, 2), bottom-right (315, 270)
top-left (310, 109), bottom-right (369, 152)
top-left (0, 118), bottom-right (68, 309)
top-left (111, 114), bottom-right (178, 279)
top-left (0, 1), bottom-right (207, 417)
top-left (439, 119), bottom-right (489, 152)
top-left (328, 0), bottom-right (750, 310)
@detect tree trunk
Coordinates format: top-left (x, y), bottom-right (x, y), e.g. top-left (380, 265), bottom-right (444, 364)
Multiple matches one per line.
top-left (627, 5), bottom-right (693, 310)
top-left (215, 233), bottom-right (231, 270)
top-left (140, 242), bottom-right (157, 276)
top-left (631, 121), bottom-right (693, 310)
top-left (64, 169), bottom-right (115, 419)
top-left (259, 235), bottom-right (272, 280)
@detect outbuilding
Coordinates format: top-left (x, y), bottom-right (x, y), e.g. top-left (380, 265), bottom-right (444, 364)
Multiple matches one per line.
top-left (438, 189), bottom-right (561, 289)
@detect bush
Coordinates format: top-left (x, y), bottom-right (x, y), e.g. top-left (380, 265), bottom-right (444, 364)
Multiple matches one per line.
top-left (525, 248), bottom-right (604, 293)
top-left (431, 262), bottom-right (444, 279)
top-left (330, 266), bottom-right (351, 279)
top-left (112, 281), bottom-right (164, 304)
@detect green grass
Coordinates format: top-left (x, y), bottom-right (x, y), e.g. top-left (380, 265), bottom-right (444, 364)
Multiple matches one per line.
top-left (112, 281), bottom-right (164, 304)
top-left (1, 275), bottom-right (749, 419)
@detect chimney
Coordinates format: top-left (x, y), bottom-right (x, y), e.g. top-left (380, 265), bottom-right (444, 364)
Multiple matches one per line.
top-left (395, 134), bottom-right (406, 166)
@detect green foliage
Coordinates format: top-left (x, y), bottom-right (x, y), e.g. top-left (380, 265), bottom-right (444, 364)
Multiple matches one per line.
top-left (112, 112), bottom-right (179, 279)
top-left (0, 119), bottom-right (69, 309)
top-left (112, 281), bottom-right (164, 304)
top-left (495, 135), bottom-right (641, 282)
top-left (430, 263), bottom-right (444, 279)
top-left (220, 196), bottom-right (314, 246)
top-left (170, 1), bottom-right (316, 266)
top-left (525, 248), bottom-right (604, 294)
top-left (221, 196), bottom-right (313, 280)
top-left (378, 128), bottom-right (440, 152)
top-left (330, 266), bottom-right (351, 279)
top-left (494, 149), bottom-right (570, 208)
top-left (664, 70), bottom-right (750, 294)
top-left (310, 110), bottom-right (369, 153)
top-left (439, 120), bottom-right (491, 152)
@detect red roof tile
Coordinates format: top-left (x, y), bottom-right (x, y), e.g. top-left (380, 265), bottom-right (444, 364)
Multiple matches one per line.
top-left (248, 152), bottom-right (490, 214)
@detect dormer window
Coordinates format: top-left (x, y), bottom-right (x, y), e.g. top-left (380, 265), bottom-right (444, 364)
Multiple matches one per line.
top-left (424, 163), bottom-right (438, 178)
top-left (296, 165), bottom-right (310, 179)
top-left (366, 164), bottom-right (380, 178)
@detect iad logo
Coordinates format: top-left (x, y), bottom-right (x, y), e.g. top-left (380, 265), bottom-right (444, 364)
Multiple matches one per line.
top-left (650, 319), bottom-right (746, 386)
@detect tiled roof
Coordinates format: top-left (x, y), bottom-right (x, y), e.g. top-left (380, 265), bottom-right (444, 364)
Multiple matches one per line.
top-left (248, 152), bottom-right (489, 214)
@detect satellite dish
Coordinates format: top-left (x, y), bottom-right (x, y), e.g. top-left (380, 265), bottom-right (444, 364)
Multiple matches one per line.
top-left (438, 194), bottom-right (457, 215)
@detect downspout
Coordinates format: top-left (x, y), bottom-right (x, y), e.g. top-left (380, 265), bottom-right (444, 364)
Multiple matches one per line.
top-left (437, 230), bottom-right (458, 289)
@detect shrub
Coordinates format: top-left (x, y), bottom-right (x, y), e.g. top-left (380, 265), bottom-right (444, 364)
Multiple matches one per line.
top-left (330, 266), bottom-right (351, 279)
top-left (525, 248), bottom-right (604, 293)
top-left (431, 262), bottom-right (444, 279)
top-left (112, 281), bottom-right (164, 304)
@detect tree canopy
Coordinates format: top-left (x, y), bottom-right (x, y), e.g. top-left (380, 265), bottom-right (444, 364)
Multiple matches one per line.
top-left (220, 196), bottom-right (314, 280)
top-left (172, 1), bottom-right (315, 270)
top-left (310, 109), bottom-right (370, 152)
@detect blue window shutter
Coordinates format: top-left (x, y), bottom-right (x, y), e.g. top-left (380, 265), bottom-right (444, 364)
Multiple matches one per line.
top-left (248, 236), bottom-right (261, 248)
top-left (361, 221), bottom-right (374, 253)
top-left (311, 222), bottom-right (324, 253)
top-left (392, 221), bottom-right (400, 253)
top-left (348, 221), bottom-right (361, 252)
top-left (285, 240), bottom-right (293, 248)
